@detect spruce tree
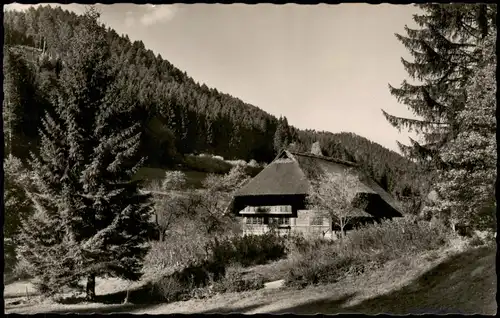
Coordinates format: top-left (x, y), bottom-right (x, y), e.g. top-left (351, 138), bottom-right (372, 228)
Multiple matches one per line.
top-left (3, 155), bottom-right (33, 273)
top-left (16, 7), bottom-right (153, 300)
top-left (273, 116), bottom-right (293, 154)
top-left (2, 47), bottom-right (38, 158)
top-left (383, 4), bottom-right (496, 168)
top-left (423, 32), bottom-right (496, 231)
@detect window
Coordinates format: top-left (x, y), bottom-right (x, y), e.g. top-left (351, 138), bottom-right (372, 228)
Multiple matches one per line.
top-left (249, 217), bottom-right (264, 225)
top-left (270, 217), bottom-right (290, 226)
top-left (245, 217), bottom-right (252, 224)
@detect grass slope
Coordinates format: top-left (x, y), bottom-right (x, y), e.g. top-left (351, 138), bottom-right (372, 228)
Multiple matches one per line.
top-left (5, 244), bottom-right (496, 315)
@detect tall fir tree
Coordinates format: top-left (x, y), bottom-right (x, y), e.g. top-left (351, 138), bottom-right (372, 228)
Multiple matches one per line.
top-left (273, 116), bottom-right (293, 154)
top-left (383, 4), bottom-right (496, 169)
top-left (16, 7), bottom-right (153, 300)
top-left (2, 47), bottom-right (40, 159)
top-left (423, 32), bottom-right (496, 231)
top-left (3, 155), bottom-right (33, 273)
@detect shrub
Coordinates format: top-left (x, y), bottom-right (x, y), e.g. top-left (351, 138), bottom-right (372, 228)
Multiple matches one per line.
top-left (469, 235), bottom-right (485, 247)
top-left (284, 242), bottom-right (370, 288)
top-left (142, 230), bottom-right (211, 279)
top-left (184, 154), bottom-right (233, 174)
top-left (150, 233), bottom-right (285, 302)
top-left (284, 217), bottom-right (455, 288)
top-left (345, 217), bottom-right (452, 258)
top-left (153, 274), bottom-right (190, 302)
top-left (209, 233), bottom-right (287, 267)
top-left (212, 264), bottom-right (265, 293)
top-left (152, 257), bottom-right (226, 302)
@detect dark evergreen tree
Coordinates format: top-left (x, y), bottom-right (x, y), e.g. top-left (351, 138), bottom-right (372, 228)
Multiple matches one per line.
top-left (273, 116), bottom-right (293, 154)
top-left (3, 155), bottom-right (33, 273)
top-left (383, 4), bottom-right (496, 169)
top-left (16, 8), bottom-right (153, 300)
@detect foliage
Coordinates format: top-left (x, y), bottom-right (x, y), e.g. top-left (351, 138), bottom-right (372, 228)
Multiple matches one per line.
top-left (309, 141), bottom-right (323, 156)
top-left (383, 4), bottom-right (496, 167)
top-left (15, 8), bottom-right (153, 300)
top-left (2, 46), bottom-right (48, 160)
top-left (306, 169), bottom-right (369, 239)
top-left (274, 116), bottom-right (294, 154)
top-left (423, 32), bottom-right (496, 231)
top-left (143, 170), bottom-right (188, 241)
top-left (211, 264), bottom-right (265, 293)
top-left (3, 155), bottom-right (34, 273)
top-left (183, 154), bottom-right (234, 174)
top-left (142, 222), bottom-right (211, 278)
top-left (3, 155), bottom-right (32, 239)
top-left (191, 165), bottom-right (250, 236)
top-left (207, 233), bottom-right (287, 267)
top-left (285, 217), bottom-right (454, 288)
top-left (149, 233), bottom-right (284, 302)
top-left (160, 170), bottom-right (187, 191)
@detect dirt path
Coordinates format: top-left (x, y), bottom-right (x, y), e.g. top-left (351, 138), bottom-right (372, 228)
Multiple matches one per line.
top-left (4, 244), bottom-right (496, 315)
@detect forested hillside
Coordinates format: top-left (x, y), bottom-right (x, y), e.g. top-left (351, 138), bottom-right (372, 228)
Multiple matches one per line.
top-left (3, 5), bottom-right (426, 211)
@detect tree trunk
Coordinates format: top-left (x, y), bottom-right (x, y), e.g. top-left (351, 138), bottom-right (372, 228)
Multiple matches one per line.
top-left (86, 274), bottom-right (96, 301)
top-left (339, 219), bottom-right (345, 241)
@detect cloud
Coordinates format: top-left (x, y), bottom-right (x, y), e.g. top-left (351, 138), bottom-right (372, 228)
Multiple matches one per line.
top-left (139, 5), bottom-right (178, 26)
top-left (5, 3), bottom-right (179, 28)
top-left (4, 3), bottom-right (86, 14)
top-left (124, 11), bottom-right (135, 28)
top-left (122, 5), bottom-right (179, 28)
top-left (4, 3), bottom-right (44, 11)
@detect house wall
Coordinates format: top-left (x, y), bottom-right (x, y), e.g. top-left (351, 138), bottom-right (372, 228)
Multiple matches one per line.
top-left (240, 209), bottom-right (338, 240)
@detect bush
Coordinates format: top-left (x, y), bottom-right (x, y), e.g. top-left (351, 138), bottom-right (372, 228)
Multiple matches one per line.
top-left (284, 243), bottom-right (371, 288)
top-left (152, 257), bottom-right (226, 302)
top-left (212, 264), bottom-right (265, 293)
top-left (209, 233), bottom-right (287, 267)
top-left (345, 217), bottom-right (451, 258)
top-left (468, 231), bottom-right (495, 247)
top-left (142, 229), bottom-right (211, 279)
top-left (150, 232), bottom-right (286, 302)
top-left (184, 154), bottom-right (233, 174)
top-left (284, 217), bottom-right (455, 288)
top-left (153, 274), bottom-right (190, 302)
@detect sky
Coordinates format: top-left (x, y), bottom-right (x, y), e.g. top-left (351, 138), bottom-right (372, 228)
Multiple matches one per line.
top-left (5, 3), bottom-right (421, 154)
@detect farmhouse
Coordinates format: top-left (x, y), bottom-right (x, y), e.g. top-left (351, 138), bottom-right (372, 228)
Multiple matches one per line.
top-left (228, 148), bottom-right (403, 239)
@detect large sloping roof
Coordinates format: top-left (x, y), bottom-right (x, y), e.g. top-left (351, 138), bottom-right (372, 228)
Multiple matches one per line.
top-left (234, 157), bottom-right (310, 196)
top-left (234, 150), bottom-right (403, 216)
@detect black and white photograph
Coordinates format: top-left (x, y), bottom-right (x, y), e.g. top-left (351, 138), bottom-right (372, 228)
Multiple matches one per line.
top-left (3, 2), bottom-right (497, 315)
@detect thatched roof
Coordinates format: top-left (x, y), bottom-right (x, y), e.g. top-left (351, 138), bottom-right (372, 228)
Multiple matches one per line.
top-left (233, 150), bottom-right (403, 216)
top-left (236, 150), bottom-right (364, 197)
top-left (234, 157), bottom-right (309, 196)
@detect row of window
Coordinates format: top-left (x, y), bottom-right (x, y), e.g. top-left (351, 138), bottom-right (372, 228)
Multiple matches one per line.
top-left (245, 217), bottom-right (291, 225)
top-left (245, 216), bottom-right (327, 226)
top-left (241, 205), bottom-right (293, 213)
